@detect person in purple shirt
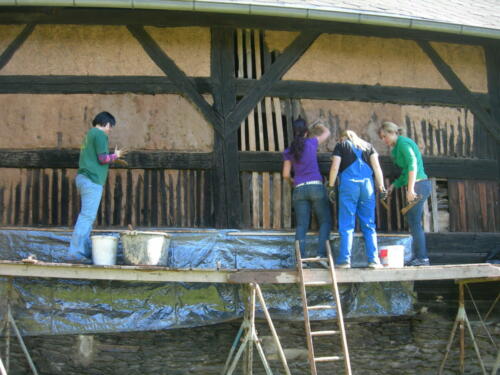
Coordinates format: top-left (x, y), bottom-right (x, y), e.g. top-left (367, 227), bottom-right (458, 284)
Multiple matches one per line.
top-left (282, 118), bottom-right (331, 267)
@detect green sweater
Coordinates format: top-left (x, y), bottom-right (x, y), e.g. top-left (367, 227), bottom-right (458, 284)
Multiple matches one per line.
top-left (391, 136), bottom-right (427, 188)
top-left (78, 128), bottom-right (110, 186)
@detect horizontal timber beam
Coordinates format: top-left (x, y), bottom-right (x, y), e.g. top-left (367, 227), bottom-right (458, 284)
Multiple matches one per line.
top-left (0, 8), bottom-right (496, 46)
top-left (0, 261), bottom-right (497, 284)
top-left (0, 149), bottom-right (213, 170)
top-left (0, 76), bottom-right (212, 94)
top-left (239, 152), bottom-right (499, 180)
top-left (241, 80), bottom-right (490, 108)
top-left (0, 76), bottom-right (489, 109)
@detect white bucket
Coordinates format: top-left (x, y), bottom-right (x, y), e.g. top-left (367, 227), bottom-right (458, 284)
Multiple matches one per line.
top-left (379, 245), bottom-right (405, 268)
top-left (91, 235), bottom-right (118, 266)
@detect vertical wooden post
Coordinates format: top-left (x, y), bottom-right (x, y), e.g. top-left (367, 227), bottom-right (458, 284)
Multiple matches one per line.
top-left (211, 27), bottom-right (241, 228)
top-left (459, 283), bottom-right (465, 374)
top-left (484, 46), bottom-right (500, 181)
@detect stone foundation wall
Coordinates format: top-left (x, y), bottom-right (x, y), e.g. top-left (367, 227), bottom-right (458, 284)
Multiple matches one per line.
top-left (3, 311), bottom-right (498, 374)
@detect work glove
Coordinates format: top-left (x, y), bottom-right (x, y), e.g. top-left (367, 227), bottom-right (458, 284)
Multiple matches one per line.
top-left (326, 184), bottom-right (336, 203)
top-left (113, 158), bottom-right (129, 167)
top-left (379, 188), bottom-right (388, 201)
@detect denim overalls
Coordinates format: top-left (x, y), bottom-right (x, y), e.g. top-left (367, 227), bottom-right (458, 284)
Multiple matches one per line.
top-left (337, 141), bottom-right (378, 265)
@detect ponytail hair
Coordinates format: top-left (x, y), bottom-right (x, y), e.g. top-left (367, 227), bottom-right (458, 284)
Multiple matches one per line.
top-left (341, 130), bottom-right (370, 151)
top-left (379, 121), bottom-right (405, 137)
top-left (289, 118), bottom-right (308, 161)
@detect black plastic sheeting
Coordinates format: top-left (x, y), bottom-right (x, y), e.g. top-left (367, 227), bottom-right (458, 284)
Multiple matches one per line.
top-left (0, 228), bottom-right (414, 336)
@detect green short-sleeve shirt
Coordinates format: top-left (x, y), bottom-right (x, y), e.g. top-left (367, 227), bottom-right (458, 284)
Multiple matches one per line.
top-left (77, 127), bottom-right (110, 186)
top-left (391, 136), bottom-right (427, 188)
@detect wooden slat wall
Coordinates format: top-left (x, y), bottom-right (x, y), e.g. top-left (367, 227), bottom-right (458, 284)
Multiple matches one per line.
top-left (237, 29), bottom-right (291, 229)
top-left (448, 180), bottom-right (499, 232)
top-left (0, 168), bottom-right (213, 228)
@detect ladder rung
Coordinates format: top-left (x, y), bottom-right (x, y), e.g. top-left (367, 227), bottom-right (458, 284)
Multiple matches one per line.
top-left (307, 304), bottom-right (335, 310)
top-left (311, 330), bottom-right (340, 336)
top-left (301, 257), bottom-right (329, 263)
top-left (314, 356), bottom-right (343, 362)
top-left (304, 281), bottom-right (329, 286)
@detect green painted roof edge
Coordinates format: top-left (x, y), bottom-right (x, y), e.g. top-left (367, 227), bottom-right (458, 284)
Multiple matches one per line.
top-left (2, 0), bottom-right (500, 40)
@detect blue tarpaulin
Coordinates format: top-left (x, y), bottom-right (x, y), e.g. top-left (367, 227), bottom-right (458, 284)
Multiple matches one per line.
top-left (0, 228), bottom-right (414, 336)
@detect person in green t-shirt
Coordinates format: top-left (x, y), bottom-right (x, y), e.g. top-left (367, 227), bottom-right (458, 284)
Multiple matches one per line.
top-left (67, 111), bottom-right (126, 262)
top-left (378, 121), bottom-right (432, 267)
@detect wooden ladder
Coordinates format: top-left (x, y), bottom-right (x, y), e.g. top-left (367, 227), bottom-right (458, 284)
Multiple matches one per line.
top-left (295, 240), bottom-right (352, 375)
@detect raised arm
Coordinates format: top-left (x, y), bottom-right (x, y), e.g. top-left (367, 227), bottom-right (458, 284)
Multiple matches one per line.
top-left (314, 124), bottom-right (331, 145)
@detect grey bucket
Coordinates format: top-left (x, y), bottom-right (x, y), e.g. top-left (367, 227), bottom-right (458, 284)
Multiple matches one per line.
top-left (120, 231), bottom-right (171, 266)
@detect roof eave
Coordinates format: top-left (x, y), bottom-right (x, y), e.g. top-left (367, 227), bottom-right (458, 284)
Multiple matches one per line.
top-left (2, 0), bottom-right (500, 40)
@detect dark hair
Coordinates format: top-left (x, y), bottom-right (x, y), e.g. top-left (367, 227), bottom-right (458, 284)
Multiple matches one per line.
top-left (289, 118), bottom-right (308, 161)
top-left (92, 111), bottom-right (116, 127)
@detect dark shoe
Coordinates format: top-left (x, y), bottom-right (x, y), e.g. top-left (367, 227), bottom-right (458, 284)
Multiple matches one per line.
top-left (66, 255), bottom-right (92, 265)
top-left (335, 263), bottom-right (351, 269)
top-left (406, 258), bottom-right (430, 266)
top-left (318, 260), bottom-right (330, 269)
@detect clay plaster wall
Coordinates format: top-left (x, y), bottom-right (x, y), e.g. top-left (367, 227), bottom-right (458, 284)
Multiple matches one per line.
top-left (0, 25), bottom-right (210, 77)
top-left (0, 25), bottom-right (25, 54)
top-left (0, 94), bottom-right (213, 152)
top-left (272, 33), bottom-right (486, 93)
top-left (297, 99), bottom-right (473, 156)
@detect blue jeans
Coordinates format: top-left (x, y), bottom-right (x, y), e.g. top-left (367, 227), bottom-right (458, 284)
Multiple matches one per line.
top-left (68, 174), bottom-right (103, 259)
top-left (337, 177), bottom-right (378, 264)
top-left (293, 184), bottom-right (332, 257)
top-left (406, 179), bottom-right (432, 260)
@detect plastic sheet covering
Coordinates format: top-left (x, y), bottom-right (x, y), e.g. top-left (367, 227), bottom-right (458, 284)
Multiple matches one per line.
top-left (0, 228), bottom-right (414, 336)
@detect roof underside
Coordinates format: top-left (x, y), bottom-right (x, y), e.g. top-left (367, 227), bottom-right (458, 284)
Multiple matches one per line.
top-left (1, 0), bottom-right (500, 40)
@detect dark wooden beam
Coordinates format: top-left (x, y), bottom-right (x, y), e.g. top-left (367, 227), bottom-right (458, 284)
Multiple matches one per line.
top-left (211, 27), bottom-right (241, 228)
top-left (226, 31), bottom-right (320, 136)
top-left (0, 75), bottom-right (212, 94)
top-left (0, 23), bottom-right (35, 70)
top-left (0, 149), bottom-right (213, 170)
top-left (127, 25), bottom-right (224, 136)
top-left (238, 151), bottom-right (499, 180)
top-left (426, 232), bottom-right (500, 256)
top-left (241, 80), bottom-right (490, 108)
top-left (0, 76), bottom-right (489, 109)
top-left (0, 8), bottom-right (496, 46)
top-left (484, 45), bottom-right (500, 177)
top-left (418, 40), bottom-right (500, 143)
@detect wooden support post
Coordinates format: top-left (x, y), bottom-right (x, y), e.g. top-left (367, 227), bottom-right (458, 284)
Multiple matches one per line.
top-left (244, 284), bottom-right (255, 375)
top-left (255, 284), bottom-right (291, 375)
top-left (223, 283), bottom-right (291, 375)
top-left (0, 356), bottom-right (6, 375)
top-left (8, 309), bottom-right (39, 375)
top-left (439, 281), bottom-right (487, 375)
top-left (4, 307), bottom-right (9, 374)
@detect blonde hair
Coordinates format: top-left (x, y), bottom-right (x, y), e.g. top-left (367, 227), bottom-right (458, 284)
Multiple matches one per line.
top-left (379, 121), bottom-right (405, 136)
top-left (341, 130), bottom-right (370, 151)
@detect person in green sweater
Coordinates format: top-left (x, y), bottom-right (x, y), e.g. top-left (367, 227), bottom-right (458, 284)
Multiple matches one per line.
top-left (378, 121), bottom-right (431, 266)
top-left (67, 111), bottom-right (126, 263)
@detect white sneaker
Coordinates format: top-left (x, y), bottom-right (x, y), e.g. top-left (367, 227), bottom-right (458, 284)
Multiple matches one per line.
top-left (368, 262), bottom-right (382, 269)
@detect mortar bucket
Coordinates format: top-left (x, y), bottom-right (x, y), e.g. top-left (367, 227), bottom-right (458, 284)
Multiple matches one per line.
top-left (379, 245), bottom-right (404, 268)
top-left (91, 235), bottom-right (118, 265)
top-left (120, 231), bottom-right (171, 266)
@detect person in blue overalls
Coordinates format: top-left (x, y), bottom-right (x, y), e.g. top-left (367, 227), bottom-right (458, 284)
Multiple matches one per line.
top-left (327, 130), bottom-right (386, 268)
